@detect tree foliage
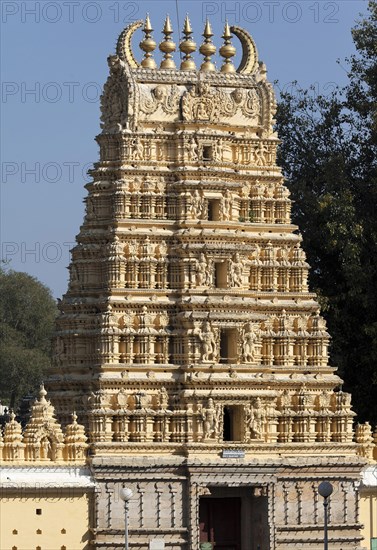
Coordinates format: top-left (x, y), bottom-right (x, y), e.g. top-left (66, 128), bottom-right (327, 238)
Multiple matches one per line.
top-left (276, 1), bottom-right (377, 424)
top-left (0, 267), bottom-right (57, 409)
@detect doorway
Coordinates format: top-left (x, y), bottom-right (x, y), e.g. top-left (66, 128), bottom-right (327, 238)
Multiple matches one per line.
top-left (199, 497), bottom-right (241, 549)
top-left (198, 488), bottom-right (270, 550)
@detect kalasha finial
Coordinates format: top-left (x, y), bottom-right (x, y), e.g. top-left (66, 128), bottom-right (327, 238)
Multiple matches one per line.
top-left (180, 14), bottom-right (196, 71)
top-left (39, 384), bottom-right (47, 401)
top-left (159, 15), bottom-right (176, 69)
top-left (220, 21), bottom-right (236, 73)
top-left (199, 19), bottom-right (216, 72)
top-left (139, 14), bottom-right (157, 69)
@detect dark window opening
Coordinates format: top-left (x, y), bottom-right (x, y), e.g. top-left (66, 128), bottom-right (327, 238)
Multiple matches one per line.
top-left (203, 145), bottom-right (213, 161)
top-left (214, 262), bottom-right (227, 288)
top-left (36, 509), bottom-right (42, 515)
top-left (220, 328), bottom-right (237, 364)
top-left (223, 407), bottom-right (232, 441)
top-left (208, 199), bottom-right (220, 221)
top-left (223, 405), bottom-right (243, 441)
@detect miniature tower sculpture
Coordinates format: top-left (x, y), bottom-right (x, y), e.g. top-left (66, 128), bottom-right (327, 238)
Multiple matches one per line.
top-left (47, 16), bottom-right (366, 550)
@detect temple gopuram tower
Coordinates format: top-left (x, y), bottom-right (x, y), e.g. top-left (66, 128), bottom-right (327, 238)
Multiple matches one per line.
top-left (47, 16), bottom-right (367, 550)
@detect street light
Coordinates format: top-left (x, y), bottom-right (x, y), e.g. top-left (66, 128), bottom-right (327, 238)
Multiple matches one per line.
top-left (119, 486), bottom-right (133, 550)
top-left (318, 481), bottom-right (333, 550)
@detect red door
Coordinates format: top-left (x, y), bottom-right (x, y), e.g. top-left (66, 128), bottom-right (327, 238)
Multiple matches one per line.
top-left (199, 497), bottom-right (241, 550)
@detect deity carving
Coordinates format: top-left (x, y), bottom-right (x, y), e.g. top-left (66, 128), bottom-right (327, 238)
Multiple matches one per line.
top-left (182, 83), bottom-right (219, 122)
top-left (245, 398), bottom-right (265, 440)
top-left (229, 253), bottom-right (244, 287)
top-left (157, 242), bottom-right (167, 257)
top-left (88, 389), bottom-right (108, 409)
top-left (70, 263), bottom-right (80, 283)
top-left (213, 140), bottom-right (223, 162)
top-left (254, 141), bottom-right (270, 166)
top-left (242, 322), bottom-right (257, 362)
top-left (318, 390), bottom-right (332, 413)
top-left (101, 304), bottom-right (119, 331)
top-left (139, 306), bottom-right (154, 329)
top-left (221, 190), bottom-right (232, 220)
top-left (133, 138), bottom-right (144, 160)
top-left (54, 336), bottom-right (66, 365)
top-left (196, 253), bottom-right (212, 287)
top-left (203, 398), bottom-right (217, 439)
top-left (190, 189), bottom-right (205, 218)
top-left (116, 389), bottom-right (128, 408)
top-left (141, 237), bottom-right (155, 257)
top-left (278, 246), bottom-right (290, 266)
top-left (196, 102), bottom-right (209, 120)
top-left (127, 240), bottom-right (139, 257)
top-left (231, 88), bottom-right (244, 105)
top-left (134, 391), bottom-right (149, 410)
top-left (195, 321), bottom-right (217, 362)
top-left (187, 137), bottom-right (199, 161)
top-left (156, 387), bottom-right (169, 410)
top-left (131, 178), bottom-right (142, 192)
top-left (86, 195), bottom-right (97, 217)
top-left (108, 235), bottom-right (125, 257)
top-left (280, 390), bottom-right (292, 411)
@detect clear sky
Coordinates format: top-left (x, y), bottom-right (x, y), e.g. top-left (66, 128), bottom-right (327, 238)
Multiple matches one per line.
top-left (1, 0), bottom-right (369, 298)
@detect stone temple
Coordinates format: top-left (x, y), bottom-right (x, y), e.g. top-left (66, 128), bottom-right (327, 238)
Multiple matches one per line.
top-left (44, 15), bottom-right (371, 550)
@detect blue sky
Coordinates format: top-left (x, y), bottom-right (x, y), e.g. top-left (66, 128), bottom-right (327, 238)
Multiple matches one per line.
top-left (1, 0), bottom-right (369, 297)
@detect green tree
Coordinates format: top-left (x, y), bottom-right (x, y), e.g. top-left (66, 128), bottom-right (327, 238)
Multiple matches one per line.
top-left (0, 267), bottom-right (57, 410)
top-left (275, 1), bottom-right (377, 424)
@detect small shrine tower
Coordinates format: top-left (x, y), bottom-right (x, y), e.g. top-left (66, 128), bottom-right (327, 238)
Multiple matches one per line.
top-left (47, 16), bottom-right (366, 549)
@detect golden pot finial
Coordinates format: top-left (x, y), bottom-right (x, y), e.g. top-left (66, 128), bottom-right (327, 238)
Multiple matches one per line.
top-left (159, 15), bottom-right (176, 69)
top-left (180, 14), bottom-right (196, 71)
top-left (220, 21), bottom-right (236, 73)
top-left (199, 19), bottom-right (216, 72)
top-left (139, 14), bottom-right (157, 69)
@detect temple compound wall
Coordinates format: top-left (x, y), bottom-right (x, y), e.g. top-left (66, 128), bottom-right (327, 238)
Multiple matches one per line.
top-left (0, 387), bottom-right (94, 550)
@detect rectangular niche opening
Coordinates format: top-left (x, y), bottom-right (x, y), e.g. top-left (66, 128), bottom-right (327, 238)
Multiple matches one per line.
top-left (223, 405), bottom-right (243, 442)
top-left (220, 328), bottom-right (237, 364)
top-left (215, 262), bottom-right (228, 289)
top-left (208, 199), bottom-right (221, 221)
top-left (202, 145), bottom-right (213, 161)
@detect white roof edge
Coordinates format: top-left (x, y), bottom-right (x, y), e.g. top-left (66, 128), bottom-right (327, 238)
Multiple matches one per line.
top-left (0, 466), bottom-right (96, 488)
top-left (361, 465), bottom-right (377, 488)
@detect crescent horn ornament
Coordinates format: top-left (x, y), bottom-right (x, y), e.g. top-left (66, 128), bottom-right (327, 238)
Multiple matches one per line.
top-left (116, 20), bottom-right (144, 68)
top-left (230, 25), bottom-right (259, 74)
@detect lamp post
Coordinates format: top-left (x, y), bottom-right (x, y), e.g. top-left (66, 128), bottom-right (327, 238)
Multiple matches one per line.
top-left (119, 487), bottom-right (133, 550)
top-left (318, 481), bottom-right (333, 550)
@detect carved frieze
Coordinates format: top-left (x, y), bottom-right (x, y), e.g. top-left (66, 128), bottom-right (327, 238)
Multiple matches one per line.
top-left (139, 84), bottom-right (181, 115)
top-left (181, 82), bottom-right (262, 124)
